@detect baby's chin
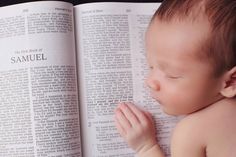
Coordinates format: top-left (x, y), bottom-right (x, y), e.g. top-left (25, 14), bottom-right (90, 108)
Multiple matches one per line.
top-left (162, 108), bottom-right (180, 116)
top-left (153, 97), bottom-right (185, 115)
top-left (159, 103), bottom-right (184, 116)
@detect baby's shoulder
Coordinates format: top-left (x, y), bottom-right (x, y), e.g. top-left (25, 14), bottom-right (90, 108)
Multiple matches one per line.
top-left (180, 98), bottom-right (236, 136)
top-left (180, 98), bottom-right (236, 127)
top-left (172, 99), bottom-right (236, 157)
top-left (199, 98), bottom-right (236, 128)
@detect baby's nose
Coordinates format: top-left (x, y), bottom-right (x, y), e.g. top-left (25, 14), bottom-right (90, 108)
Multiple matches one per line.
top-left (145, 75), bottom-right (160, 91)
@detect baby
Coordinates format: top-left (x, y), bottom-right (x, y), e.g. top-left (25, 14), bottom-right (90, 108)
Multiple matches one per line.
top-left (114, 0), bottom-right (236, 157)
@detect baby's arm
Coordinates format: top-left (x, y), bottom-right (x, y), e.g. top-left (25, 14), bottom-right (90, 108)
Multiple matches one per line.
top-left (170, 115), bottom-right (206, 157)
top-left (114, 102), bottom-right (165, 157)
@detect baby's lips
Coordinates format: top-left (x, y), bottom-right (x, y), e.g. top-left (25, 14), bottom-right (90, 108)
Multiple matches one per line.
top-left (150, 91), bottom-right (158, 99)
top-left (150, 93), bottom-right (162, 104)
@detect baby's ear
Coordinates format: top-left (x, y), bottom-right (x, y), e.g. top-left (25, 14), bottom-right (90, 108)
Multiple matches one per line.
top-left (220, 66), bottom-right (236, 98)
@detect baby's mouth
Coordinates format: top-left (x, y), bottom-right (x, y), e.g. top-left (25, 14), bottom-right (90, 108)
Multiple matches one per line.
top-left (155, 98), bottom-right (162, 105)
top-left (150, 93), bottom-right (161, 104)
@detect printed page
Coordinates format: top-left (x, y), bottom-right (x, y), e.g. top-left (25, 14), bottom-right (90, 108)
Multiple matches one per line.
top-left (0, 2), bottom-right (82, 157)
top-left (74, 2), bottom-right (180, 157)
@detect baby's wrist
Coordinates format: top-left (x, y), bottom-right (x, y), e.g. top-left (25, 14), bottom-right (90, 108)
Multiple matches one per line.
top-left (136, 144), bottom-right (165, 157)
top-left (135, 139), bottom-right (156, 154)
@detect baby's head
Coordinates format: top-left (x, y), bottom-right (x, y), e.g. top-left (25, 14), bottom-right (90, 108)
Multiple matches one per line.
top-left (145, 0), bottom-right (236, 115)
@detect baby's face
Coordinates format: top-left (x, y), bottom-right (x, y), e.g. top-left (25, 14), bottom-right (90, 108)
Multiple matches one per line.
top-left (145, 19), bottom-right (223, 115)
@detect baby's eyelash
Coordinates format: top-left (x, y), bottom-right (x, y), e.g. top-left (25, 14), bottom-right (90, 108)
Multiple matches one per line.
top-left (148, 66), bottom-right (154, 70)
top-left (168, 76), bottom-right (179, 79)
top-left (166, 75), bottom-right (181, 79)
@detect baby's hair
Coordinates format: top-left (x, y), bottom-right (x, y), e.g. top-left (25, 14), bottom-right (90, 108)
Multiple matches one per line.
top-left (151, 0), bottom-right (236, 77)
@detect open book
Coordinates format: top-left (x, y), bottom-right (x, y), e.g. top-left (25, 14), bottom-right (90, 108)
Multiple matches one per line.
top-left (0, 1), bottom-right (179, 157)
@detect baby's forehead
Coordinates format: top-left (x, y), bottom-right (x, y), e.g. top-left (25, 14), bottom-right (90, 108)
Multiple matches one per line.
top-left (147, 17), bottom-right (210, 47)
top-left (149, 15), bottom-right (210, 33)
top-left (146, 20), bottom-right (211, 62)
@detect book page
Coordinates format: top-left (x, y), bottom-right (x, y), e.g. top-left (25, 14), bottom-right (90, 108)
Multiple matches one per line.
top-left (74, 3), bottom-right (180, 157)
top-left (0, 2), bottom-right (82, 157)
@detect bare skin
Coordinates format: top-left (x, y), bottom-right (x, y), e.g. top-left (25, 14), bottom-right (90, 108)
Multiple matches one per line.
top-left (115, 99), bottom-right (236, 157)
top-left (114, 17), bottom-right (236, 157)
top-left (115, 102), bottom-right (165, 157)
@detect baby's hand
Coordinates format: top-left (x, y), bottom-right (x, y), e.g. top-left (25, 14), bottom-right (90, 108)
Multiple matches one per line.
top-left (114, 102), bottom-right (157, 155)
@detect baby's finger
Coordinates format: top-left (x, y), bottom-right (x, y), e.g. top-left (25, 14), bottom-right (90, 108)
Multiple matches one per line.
top-left (126, 103), bottom-right (148, 123)
top-left (114, 116), bottom-right (126, 137)
top-left (119, 103), bottom-right (139, 125)
top-left (144, 111), bottom-right (155, 125)
top-left (115, 107), bottom-right (132, 131)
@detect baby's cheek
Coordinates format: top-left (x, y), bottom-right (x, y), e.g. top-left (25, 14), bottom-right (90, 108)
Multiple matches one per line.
top-left (165, 91), bottom-right (186, 107)
top-left (165, 86), bottom-right (184, 100)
